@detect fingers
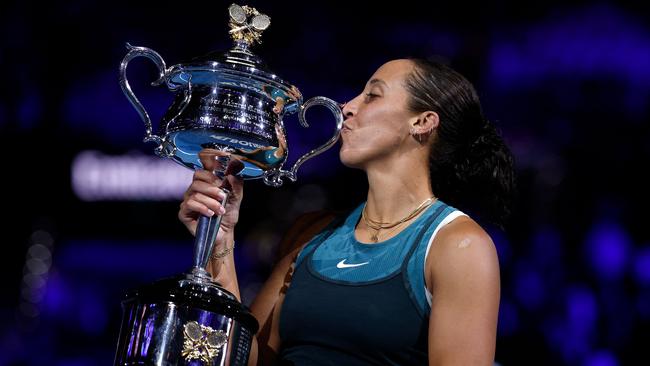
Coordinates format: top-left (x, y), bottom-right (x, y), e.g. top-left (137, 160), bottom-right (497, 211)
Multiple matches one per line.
top-left (187, 178), bottom-right (227, 201)
top-left (184, 191), bottom-right (227, 217)
top-left (192, 169), bottom-right (221, 186)
top-left (179, 197), bottom-right (214, 220)
top-left (183, 169), bottom-right (243, 216)
top-left (182, 149), bottom-right (245, 221)
top-left (190, 160), bottom-right (242, 187)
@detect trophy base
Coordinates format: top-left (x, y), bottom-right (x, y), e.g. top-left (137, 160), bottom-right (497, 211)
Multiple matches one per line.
top-left (114, 274), bottom-right (258, 366)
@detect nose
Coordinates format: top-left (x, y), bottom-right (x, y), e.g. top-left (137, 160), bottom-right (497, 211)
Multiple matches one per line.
top-left (341, 99), bottom-right (356, 120)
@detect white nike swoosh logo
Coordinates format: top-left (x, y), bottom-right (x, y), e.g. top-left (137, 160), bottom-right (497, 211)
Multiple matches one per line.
top-left (336, 259), bottom-right (370, 269)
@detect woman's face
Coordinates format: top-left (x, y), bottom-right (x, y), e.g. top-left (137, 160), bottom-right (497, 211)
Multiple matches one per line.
top-left (340, 59), bottom-right (418, 169)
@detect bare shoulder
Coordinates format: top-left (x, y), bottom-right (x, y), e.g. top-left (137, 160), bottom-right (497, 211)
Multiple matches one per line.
top-left (424, 216), bottom-right (500, 364)
top-left (434, 215), bottom-right (495, 252)
top-left (425, 215), bottom-right (499, 286)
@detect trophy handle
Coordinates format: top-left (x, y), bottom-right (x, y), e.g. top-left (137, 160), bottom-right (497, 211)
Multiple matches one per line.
top-left (263, 96), bottom-right (343, 187)
top-left (119, 43), bottom-right (168, 145)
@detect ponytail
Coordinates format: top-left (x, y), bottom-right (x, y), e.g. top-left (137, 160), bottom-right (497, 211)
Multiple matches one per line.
top-left (406, 58), bottom-right (516, 227)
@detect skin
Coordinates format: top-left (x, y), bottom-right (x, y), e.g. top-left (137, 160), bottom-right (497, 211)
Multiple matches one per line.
top-left (178, 59), bottom-right (500, 365)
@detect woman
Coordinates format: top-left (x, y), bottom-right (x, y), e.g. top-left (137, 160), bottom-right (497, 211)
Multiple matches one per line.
top-left (179, 58), bottom-right (515, 365)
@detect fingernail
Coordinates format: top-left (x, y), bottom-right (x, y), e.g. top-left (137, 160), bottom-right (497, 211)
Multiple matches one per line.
top-left (218, 207), bottom-right (226, 215)
top-left (207, 209), bottom-right (215, 217)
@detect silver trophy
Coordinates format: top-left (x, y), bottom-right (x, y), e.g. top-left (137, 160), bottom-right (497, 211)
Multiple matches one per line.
top-left (114, 4), bottom-right (343, 365)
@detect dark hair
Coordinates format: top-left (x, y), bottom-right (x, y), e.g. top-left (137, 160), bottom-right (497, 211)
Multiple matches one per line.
top-left (405, 58), bottom-right (515, 227)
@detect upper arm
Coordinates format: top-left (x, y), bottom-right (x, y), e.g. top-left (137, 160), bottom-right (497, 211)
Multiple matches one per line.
top-left (249, 244), bottom-right (302, 365)
top-left (248, 210), bottom-right (338, 365)
top-left (426, 217), bottom-right (500, 366)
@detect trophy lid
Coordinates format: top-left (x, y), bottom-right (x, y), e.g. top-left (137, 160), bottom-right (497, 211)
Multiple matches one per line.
top-left (163, 4), bottom-right (300, 112)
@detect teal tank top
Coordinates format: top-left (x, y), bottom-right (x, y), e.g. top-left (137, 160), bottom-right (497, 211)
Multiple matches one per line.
top-left (278, 200), bottom-right (463, 365)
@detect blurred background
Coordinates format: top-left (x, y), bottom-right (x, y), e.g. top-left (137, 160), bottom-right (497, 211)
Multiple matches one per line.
top-left (1, 0), bottom-right (649, 364)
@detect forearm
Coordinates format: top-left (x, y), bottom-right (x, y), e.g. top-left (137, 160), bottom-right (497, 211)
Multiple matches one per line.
top-left (206, 232), bottom-right (241, 301)
top-left (207, 233), bottom-right (266, 365)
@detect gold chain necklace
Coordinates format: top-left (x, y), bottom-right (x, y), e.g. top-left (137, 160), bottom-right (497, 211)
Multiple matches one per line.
top-left (361, 197), bottom-right (436, 242)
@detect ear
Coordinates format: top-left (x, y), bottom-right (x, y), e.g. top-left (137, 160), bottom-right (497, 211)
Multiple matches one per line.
top-left (410, 111), bottom-right (439, 135)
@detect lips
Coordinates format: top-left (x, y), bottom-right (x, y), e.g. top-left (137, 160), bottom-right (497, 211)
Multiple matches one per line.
top-left (342, 120), bottom-right (353, 132)
top-left (341, 126), bottom-right (352, 138)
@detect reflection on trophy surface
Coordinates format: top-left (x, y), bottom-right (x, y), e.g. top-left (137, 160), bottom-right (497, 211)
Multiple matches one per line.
top-left (202, 122), bottom-right (288, 171)
top-left (115, 2), bottom-right (343, 365)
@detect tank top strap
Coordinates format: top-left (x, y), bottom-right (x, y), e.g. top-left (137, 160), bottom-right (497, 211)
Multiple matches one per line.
top-left (400, 201), bottom-right (449, 269)
top-left (400, 201), bottom-right (454, 318)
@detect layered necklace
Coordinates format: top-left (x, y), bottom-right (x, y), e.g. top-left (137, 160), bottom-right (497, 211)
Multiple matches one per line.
top-left (361, 196), bottom-right (436, 242)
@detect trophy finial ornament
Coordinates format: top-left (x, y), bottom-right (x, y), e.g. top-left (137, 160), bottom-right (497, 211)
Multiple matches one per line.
top-left (228, 4), bottom-right (271, 48)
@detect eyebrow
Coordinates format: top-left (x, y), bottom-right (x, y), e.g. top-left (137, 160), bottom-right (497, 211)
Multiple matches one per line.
top-left (368, 78), bottom-right (388, 88)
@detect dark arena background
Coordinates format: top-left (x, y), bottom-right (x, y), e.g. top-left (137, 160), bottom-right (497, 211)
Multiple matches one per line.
top-left (1, 0), bottom-right (649, 365)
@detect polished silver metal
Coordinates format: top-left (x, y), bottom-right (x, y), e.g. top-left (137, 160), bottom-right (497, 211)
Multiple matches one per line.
top-left (119, 43), bottom-right (169, 146)
top-left (114, 276), bottom-right (257, 365)
top-left (193, 188), bottom-right (230, 275)
top-left (228, 4), bottom-right (247, 24)
top-left (263, 96), bottom-right (343, 187)
top-left (119, 36), bottom-right (342, 184)
top-left (116, 4), bottom-right (342, 364)
top-left (251, 14), bottom-right (271, 31)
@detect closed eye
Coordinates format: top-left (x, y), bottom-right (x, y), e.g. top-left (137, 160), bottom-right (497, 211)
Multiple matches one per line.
top-left (364, 92), bottom-right (379, 101)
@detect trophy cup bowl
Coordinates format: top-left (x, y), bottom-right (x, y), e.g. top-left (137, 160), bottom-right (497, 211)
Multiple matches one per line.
top-left (114, 4), bottom-right (343, 365)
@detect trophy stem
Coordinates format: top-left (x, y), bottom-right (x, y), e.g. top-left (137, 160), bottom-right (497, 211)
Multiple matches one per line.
top-left (191, 189), bottom-right (230, 280)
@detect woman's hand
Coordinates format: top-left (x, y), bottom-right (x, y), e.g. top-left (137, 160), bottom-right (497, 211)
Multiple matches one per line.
top-left (178, 149), bottom-right (244, 238)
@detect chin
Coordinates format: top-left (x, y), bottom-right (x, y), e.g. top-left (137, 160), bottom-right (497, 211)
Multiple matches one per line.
top-left (339, 147), bottom-right (364, 169)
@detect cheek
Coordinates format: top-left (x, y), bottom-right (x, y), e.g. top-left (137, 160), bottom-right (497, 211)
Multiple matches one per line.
top-left (338, 124), bottom-right (403, 166)
top-left (338, 104), bottom-right (411, 164)
top-left (365, 113), bottom-right (408, 146)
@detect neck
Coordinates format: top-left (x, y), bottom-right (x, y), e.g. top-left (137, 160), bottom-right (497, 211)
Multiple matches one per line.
top-left (364, 157), bottom-right (434, 223)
